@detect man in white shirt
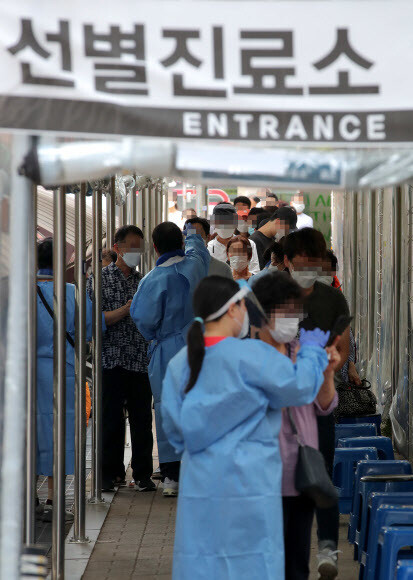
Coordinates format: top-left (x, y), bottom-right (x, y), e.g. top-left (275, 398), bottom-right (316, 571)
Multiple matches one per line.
top-left (168, 201), bottom-right (184, 229)
top-left (207, 203), bottom-right (260, 274)
top-left (290, 192), bottom-right (313, 229)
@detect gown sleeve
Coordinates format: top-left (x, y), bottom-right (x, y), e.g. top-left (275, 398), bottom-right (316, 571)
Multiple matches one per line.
top-left (248, 239), bottom-right (261, 275)
top-left (244, 341), bottom-right (328, 409)
top-left (161, 360), bottom-right (185, 455)
top-left (184, 233), bottom-right (210, 273)
top-left (130, 275), bottom-right (166, 341)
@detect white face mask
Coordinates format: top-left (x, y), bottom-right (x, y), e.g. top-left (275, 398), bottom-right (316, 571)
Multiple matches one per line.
top-left (215, 227), bottom-right (234, 239)
top-left (235, 309), bottom-right (249, 339)
top-left (122, 252), bottom-right (140, 268)
top-left (290, 265), bottom-right (319, 289)
top-left (229, 256), bottom-right (249, 272)
top-left (291, 202), bottom-right (305, 214)
top-left (269, 317), bottom-right (300, 343)
top-left (237, 220), bottom-right (249, 233)
top-left (318, 275), bottom-right (333, 286)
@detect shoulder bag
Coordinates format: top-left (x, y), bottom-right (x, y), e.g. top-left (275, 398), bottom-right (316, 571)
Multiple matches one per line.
top-left (334, 379), bottom-right (377, 419)
top-left (286, 408), bottom-right (338, 509)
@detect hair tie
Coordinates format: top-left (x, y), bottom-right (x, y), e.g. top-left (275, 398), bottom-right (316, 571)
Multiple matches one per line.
top-left (194, 317), bottom-right (204, 327)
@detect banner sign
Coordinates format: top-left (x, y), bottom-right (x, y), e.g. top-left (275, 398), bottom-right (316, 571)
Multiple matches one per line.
top-left (1, 1), bottom-right (413, 144)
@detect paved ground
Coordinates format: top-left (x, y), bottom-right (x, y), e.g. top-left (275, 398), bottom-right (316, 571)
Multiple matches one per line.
top-left (82, 469), bottom-right (358, 580)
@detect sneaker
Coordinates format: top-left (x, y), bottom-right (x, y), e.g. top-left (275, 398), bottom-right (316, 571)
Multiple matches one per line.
top-left (162, 478), bottom-right (178, 497)
top-left (152, 467), bottom-right (162, 480)
top-left (135, 478), bottom-right (156, 492)
top-left (42, 505), bottom-right (74, 523)
top-left (317, 548), bottom-right (339, 579)
top-left (128, 479), bottom-right (135, 488)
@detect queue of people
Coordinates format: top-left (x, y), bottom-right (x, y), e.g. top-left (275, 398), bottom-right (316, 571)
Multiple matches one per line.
top-left (34, 191), bottom-right (359, 580)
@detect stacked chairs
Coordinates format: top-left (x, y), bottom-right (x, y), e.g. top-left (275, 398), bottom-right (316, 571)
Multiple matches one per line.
top-left (332, 417), bottom-right (413, 578)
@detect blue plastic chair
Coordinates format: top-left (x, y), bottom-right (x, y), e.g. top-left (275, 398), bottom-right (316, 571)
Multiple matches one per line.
top-left (348, 461), bottom-right (413, 544)
top-left (354, 475), bottom-right (413, 561)
top-left (338, 436), bottom-right (394, 460)
top-left (333, 448), bottom-right (378, 514)
top-left (376, 527), bottom-right (413, 580)
top-left (397, 559), bottom-right (413, 579)
top-left (337, 414), bottom-right (382, 435)
top-left (360, 504), bottom-right (413, 579)
top-left (335, 423), bottom-right (377, 447)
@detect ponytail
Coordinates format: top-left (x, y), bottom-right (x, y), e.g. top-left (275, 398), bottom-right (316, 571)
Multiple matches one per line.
top-left (185, 320), bottom-right (205, 392)
top-left (185, 276), bottom-right (239, 393)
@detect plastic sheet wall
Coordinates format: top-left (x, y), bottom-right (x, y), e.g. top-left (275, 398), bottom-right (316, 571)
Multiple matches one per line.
top-left (0, 135), bottom-right (11, 474)
top-left (332, 186), bottom-right (413, 461)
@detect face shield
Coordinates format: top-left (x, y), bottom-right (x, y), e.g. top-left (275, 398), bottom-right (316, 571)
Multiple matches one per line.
top-left (205, 280), bottom-right (268, 328)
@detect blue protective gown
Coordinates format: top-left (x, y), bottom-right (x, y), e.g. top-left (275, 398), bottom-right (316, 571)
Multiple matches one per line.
top-left (36, 280), bottom-right (93, 476)
top-left (161, 337), bottom-right (328, 580)
top-left (130, 234), bottom-right (210, 463)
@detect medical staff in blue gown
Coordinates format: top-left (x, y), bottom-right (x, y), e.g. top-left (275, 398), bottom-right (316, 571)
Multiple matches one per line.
top-left (130, 223), bottom-right (209, 494)
top-left (161, 276), bottom-right (332, 580)
top-left (36, 238), bottom-right (102, 479)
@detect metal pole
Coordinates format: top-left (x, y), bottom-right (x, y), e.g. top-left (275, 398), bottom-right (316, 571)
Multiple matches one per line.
top-left (90, 186), bottom-right (103, 503)
top-left (106, 177), bottom-right (115, 249)
top-left (122, 195), bottom-right (128, 225)
top-left (71, 183), bottom-right (88, 543)
top-left (52, 186), bottom-right (67, 580)
top-left (0, 134), bottom-right (31, 580)
top-left (137, 181), bottom-right (144, 230)
top-left (200, 186), bottom-right (208, 218)
top-left (25, 183), bottom-right (37, 546)
top-left (162, 188), bottom-right (168, 222)
top-left (144, 187), bottom-right (151, 272)
top-left (130, 177), bottom-right (137, 225)
top-left (149, 185), bottom-right (155, 269)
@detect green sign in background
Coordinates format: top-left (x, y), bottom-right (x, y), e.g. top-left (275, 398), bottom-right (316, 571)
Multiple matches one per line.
top-left (278, 192), bottom-right (331, 244)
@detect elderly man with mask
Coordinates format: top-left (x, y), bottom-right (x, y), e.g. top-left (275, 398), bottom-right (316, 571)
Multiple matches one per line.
top-left (87, 225), bottom-right (154, 493)
top-left (207, 203), bottom-right (260, 274)
top-left (290, 192), bottom-right (314, 229)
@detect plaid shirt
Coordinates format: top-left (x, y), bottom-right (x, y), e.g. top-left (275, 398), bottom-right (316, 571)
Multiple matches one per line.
top-left (87, 263), bottom-right (149, 372)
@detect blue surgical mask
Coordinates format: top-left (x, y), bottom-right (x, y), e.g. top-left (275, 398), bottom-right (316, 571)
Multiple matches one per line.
top-left (248, 226), bottom-right (255, 236)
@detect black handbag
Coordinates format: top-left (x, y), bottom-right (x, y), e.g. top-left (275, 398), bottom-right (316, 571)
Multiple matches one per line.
top-left (334, 379), bottom-right (377, 419)
top-left (286, 408), bottom-right (339, 509)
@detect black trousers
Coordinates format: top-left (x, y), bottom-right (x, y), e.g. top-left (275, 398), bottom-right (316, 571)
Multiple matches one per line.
top-left (159, 461), bottom-right (180, 481)
top-left (102, 367), bottom-right (153, 482)
top-left (283, 495), bottom-right (315, 580)
top-left (316, 413), bottom-right (339, 549)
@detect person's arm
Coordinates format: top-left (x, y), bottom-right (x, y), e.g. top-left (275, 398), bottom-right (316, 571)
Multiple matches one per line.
top-left (184, 232), bottom-right (210, 273)
top-left (104, 300), bottom-right (132, 327)
top-left (316, 343), bottom-right (341, 410)
top-left (243, 337), bottom-right (329, 410)
top-left (130, 276), bottom-right (165, 341)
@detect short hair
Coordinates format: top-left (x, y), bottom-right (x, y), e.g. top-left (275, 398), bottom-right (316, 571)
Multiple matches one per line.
top-left (212, 202), bottom-right (236, 216)
top-left (102, 248), bottom-right (117, 263)
top-left (233, 196), bottom-right (251, 209)
top-left (226, 235), bottom-right (253, 260)
top-left (265, 191), bottom-right (279, 201)
top-left (185, 216), bottom-right (210, 237)
top-left (283, 227), bottom-right (327, 261)
top-left (326, 249), bottom-right (338, 271)
top-left (272, 206), bottom-right (298, 229)
top-left (253, 270), bottom-right (302, 316)
top-left (152, 221), bottom-right (183, 255)
top-left (263, 241), bottom-right (284, 265)
top-left (38, 237), bottom-right (53, 269)
top-left (248, 207), bottom-right (266, 217)
top-left (256, 212), bottom-right (272, 228)
top-left (277, 200), bottom-right (289, 208)
top-left (252, 196), bottom-right (261, 203)
top-left (114, 225), bottom-right (144, 244)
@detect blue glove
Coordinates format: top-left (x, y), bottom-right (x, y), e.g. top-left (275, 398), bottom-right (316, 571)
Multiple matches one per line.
top-left (300, 328), bottom-right (330, 348)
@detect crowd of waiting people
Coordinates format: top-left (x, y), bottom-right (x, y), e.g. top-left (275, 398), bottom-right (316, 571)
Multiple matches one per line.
top-left (35, 190), bottom-right (360, 580)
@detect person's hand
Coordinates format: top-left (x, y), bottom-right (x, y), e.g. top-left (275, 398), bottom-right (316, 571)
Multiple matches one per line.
top-left (123, 299), bottom-right (132, 316)
top-left (325, 344), bottom-right (341, 374)
top-left (300, 328), bottom-right (330, 348)
top-left (348, 361), bottom-right (362, 385)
